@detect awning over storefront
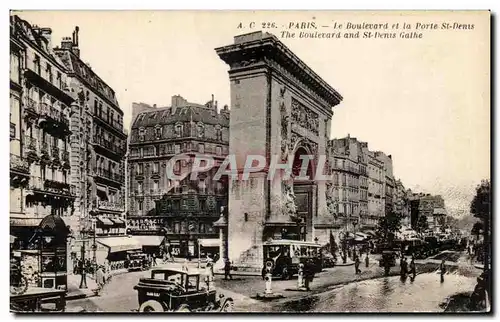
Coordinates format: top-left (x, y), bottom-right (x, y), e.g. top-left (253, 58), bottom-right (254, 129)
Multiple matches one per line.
top-left (134, 235), bottom-right (165, 247)
top-left (97, 236), bottom-right (142, 253)
top-left (363, 230), bottom-right (376, 237)
top-left (98, 216), bottom-right (114, 226)
top-left (198, 238), bottom-right (220, 248)
top-left (110, 217), bottom-right (125, 225)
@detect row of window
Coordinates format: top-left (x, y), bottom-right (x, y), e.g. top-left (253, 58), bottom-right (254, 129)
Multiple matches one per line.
top-left (134, 179), bottom-right (223, 195)
top-left (128, 219), bottom-right (215, 234)
top-left (137, 123), bottom-right (223, 142)
top-left (93, 98), bottom-right (123, 130)
top-left (29, 52), bottom-right (65, 90)
top-left (130, 143), bottom-right (224, 158)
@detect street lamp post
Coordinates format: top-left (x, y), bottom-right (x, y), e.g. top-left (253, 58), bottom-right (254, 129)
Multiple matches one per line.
top-left (79, 232), bottom-right (87, 289)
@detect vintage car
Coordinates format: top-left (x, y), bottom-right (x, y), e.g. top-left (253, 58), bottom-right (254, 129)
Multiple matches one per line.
top-left (127, 250), bottom-right (148, 272)
top-left (261, 239), bottom-right (322, 280)
top-left (133, 268), bottom-right (233, 312)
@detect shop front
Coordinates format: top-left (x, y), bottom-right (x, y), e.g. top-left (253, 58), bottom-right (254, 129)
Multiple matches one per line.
top-left (198, 238), bottom-right (220, 261)
top-left (133, 235), bottom-right (166, 257)
top-left (96, 236), bottom-right (141, 271)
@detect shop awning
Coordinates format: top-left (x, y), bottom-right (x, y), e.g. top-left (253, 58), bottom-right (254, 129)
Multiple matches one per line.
top-left (98, 216), bottom-right (114, 226)
top-left (110, 217), bottom-right (125, 225)
top-left (97, 236), bottom-right (141, 253)
top-left (134, 235), bottom-right (165, 247)
top-left (363, 230), bottom-right (376, 237)
top-left (198, 238), bottom-right (220, 248)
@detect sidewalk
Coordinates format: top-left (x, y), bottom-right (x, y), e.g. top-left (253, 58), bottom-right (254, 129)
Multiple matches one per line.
top-left (66, 274), bottom-right (98, 300)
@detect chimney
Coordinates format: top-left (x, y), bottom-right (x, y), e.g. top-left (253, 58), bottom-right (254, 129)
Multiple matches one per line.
top-left (71, 26), bottom-right (80, 57)
top-left (39, 27), bottom-right (52, 45)
top-left (72, 26), bottom-right (79, 46)
top-left (215, 100), bottom-right (218, 110)
top-left (61, 37), bottom-right (73, 50)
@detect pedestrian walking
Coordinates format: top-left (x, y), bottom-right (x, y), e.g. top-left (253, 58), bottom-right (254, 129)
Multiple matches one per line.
top-left (400, 257), bottom-right (408, 280)
top-left (152, 253), bottom-right (157, 266)
top-left (365, 254), bottom-right (369, 268)
top-left (410, 257), bottom-right (416, 280)
top-left (224, 258), bottom-right (232, 280)
top-left (95, 265), bottom-right (105, 296)
top-left (354, 255), bottom-right (361, 274)
top-left (439, 260), bottom-right (446, 283)
top-left (303, 259), bottom-right (316, 291)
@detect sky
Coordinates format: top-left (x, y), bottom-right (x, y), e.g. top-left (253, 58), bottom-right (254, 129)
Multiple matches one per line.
top-left (13, 10), bottom-right (490, 215)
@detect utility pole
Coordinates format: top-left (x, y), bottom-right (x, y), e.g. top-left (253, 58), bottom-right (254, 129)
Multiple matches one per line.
top-left (79, 230), bottom-right (87, 289)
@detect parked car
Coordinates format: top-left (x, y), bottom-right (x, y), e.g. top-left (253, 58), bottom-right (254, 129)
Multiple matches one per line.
top-left (134, 268), bottom-right (233, 312)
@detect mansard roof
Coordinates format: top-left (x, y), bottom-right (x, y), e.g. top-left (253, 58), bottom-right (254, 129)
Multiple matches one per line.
top-left (131, 104), bottom-right (230, 129)
top-left (55, 49), bottom-right (121, 111)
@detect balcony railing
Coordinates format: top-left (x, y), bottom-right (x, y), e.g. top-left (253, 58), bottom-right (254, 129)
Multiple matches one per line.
top-left (93, 136), bottom-right (125, 156)
top-left (10, 154), bottom-right (29, 174)
top-left (97, 200), bottom-right (125, 212)
top-left (30, 177), bottom-right (75, 195)
top-left (94, 168), bottom-right (125, 184)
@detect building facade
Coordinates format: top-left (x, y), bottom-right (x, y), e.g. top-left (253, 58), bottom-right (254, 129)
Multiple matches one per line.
top-left (127, 95), bottom-right (230, 257)
top-left (393, 179), bottom-right (411, 227)
top-left (375, 151), bottom-right (395, 216)
top-left (54, 28), bottom-right (128, 270)
top-left (364, 146), bottom-right (385, 225)
top-left (327, 136), bottom-right (369, 234)
top-left (10, 15), bottom-right (76, 288)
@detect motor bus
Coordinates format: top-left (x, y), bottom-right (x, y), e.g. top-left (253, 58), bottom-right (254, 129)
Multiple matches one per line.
top-left (261, 239), bottom-right (322, 280)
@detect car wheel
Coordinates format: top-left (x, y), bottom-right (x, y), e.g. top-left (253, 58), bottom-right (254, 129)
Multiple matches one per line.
top-left (139, 300), bottom-right (164, 312)
top-left (220, 299), bottom-right (234, 312)
top-left (176, 304), bottom-right (191, 312)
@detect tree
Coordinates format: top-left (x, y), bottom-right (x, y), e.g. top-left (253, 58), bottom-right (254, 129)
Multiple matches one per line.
top-left (471, 221), bottom-right (484, 239)
top-left (415, 215), bottom-right (429, 235)
top-left (470, 179), bottom-right (491, 309)
top-left (376, 211), bottom-right (403, 245)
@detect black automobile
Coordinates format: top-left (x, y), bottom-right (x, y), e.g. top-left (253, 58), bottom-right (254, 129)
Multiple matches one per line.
top-left (261, 240), bottom-right (322, 280)
top-left (134, 268), bottom-right (233, 312)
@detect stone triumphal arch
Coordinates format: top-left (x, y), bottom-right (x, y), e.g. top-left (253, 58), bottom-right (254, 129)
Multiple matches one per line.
top-left (216, 31), bottom-right (343, 270)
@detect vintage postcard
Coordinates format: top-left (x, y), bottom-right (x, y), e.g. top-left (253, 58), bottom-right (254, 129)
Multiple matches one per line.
top-left (9, 10), bottom-right (490, 313)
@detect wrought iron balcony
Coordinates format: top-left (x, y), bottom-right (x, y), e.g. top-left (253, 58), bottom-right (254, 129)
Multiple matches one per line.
top-left (10, 154), bottom-right (29, 174)
top-left (94, 168), bottom-right (125, 184)
top-left (10, 122), bottom-right (15, 140)
top-left (92, 136), bottom-right (125, 156)
top-left (97, 200), bottom-right (125, 212)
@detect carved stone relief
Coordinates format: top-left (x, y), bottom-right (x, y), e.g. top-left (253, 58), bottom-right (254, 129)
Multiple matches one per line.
top-left (279, 86), bottom-right (290, 161)
top-left (291, 98), bottom-right (319, 136)
top-left (326, 182), bottom-right (337, 218)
